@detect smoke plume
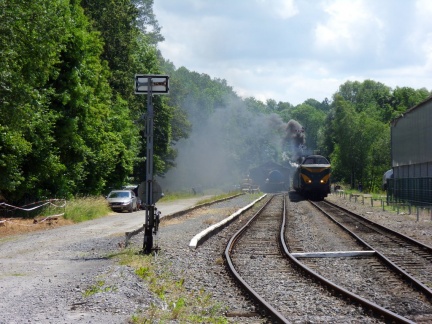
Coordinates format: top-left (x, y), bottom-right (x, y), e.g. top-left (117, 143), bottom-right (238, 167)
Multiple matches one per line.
top-left (283, 119), bottom-right (306, 162)
top-left (156, 95), bottom-right (308, 193)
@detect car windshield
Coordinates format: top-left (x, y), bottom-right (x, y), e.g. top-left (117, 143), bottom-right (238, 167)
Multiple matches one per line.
top-left (108, 191), bottom-right (130, 198)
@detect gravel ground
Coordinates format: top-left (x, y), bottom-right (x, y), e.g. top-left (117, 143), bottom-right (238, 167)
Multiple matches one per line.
top-left (0, 194), bottom-right (263, 324)
top-left (326, 192), bottom-right (432, 247)
top-left (127, 191), bottom-right (432, 323)
top-left (0, 217), bottom-right (153, 323)
top-left (288, 193), bottom-right (432, 322)
top-left (1, 191), bottom-right (431, 324)
top-left (130, 193), bottom-right (266, 323)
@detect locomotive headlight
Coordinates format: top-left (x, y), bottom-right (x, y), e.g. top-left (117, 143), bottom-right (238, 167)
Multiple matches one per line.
top-left (320, 174), bottom-right (330, 184)
top-left (301, 174), bottom-right (312, 184)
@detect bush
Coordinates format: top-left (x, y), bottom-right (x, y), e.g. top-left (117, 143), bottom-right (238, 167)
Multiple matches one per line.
top-left (64, 196), bottom-right (111, 222)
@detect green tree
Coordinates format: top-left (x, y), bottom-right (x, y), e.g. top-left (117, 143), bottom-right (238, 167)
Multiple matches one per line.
top-left (132, 0), bottom-right (165, 44)
top-left (330, 94), bottom-right (390, 190)
top-left (329, 96), bottom-right (354, 183)
top-left (316, 107), bottom-right (336, 159)
top-left (266, 99), bottom-right (278, 112)
top-left (244, 97), bottom-right (268, 114)
top-left (81, 0), bottom-right (180, 181)
top-left (277, 104), bottom-right (295, 123)
top-left (365, 123), bottom-right (391, 191)
top-left (303, 98), bottom-right (331, 113)
top-left (0, 0), bottom-right (71, 201)
top-left (337, 80), bottom-right (392, 121)
top-left (0, 0), bottom-right (146, 202)
top-left (166, 66), bottom-right (237, 123)
top-left (50, 1), bottom-right (139, 196)
top-left (390, 86), bottom-right (430, 119)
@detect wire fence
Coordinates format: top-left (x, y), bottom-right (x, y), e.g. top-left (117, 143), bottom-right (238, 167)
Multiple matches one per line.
top-left (387, 178), bottom-right (432, 205)
top-left (0, 199), bottom-right (67, 225)
top-left (334, 181), bottom-right (432, 222)
top-left (385, 178), bottom-right (432, 221)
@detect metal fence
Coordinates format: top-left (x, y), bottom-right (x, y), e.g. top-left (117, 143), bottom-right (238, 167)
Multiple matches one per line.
top-left (386, 178), bottom-right (432, 221)
top-left (387, 178), bottom-right (432, 206)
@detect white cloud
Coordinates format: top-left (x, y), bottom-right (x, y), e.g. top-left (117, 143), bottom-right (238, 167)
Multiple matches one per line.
top-left (415, 0), bottom-right (432, 13)
top-left (314, 0), bottom-right (384, 54)
top-left (256, 0), bottom-right (299, 19)
top-left (218, 59), bottom-right (341, 104)
top-left (154, 0), bottom-right (432, 106)
top-left (413, 0), bottom-right (432, 71)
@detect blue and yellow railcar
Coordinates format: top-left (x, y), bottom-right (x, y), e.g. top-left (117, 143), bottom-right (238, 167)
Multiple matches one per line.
top-left (293, 155), bottom-right (331, 200)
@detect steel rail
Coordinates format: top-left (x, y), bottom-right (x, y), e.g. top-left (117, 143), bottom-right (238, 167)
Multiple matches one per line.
top-left (280, 197), bottom-right (414, 324)
top-left (311, 199), bottom-right (432, 299)
top-left (321, 199), bottom-right (432, 251)
top-left (224, 195), bottom-right (290, 324)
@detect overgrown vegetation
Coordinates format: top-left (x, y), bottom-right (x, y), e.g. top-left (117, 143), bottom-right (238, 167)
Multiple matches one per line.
top-left (319, 81), bottom-right (430, 192)
top-left (1, 0), bottom-right (431, 203)
top-left (0, 0), bottom-right (181, 203)
top-left (196, 191), bottom-right (257, 205)
top-left (64, 196), bottom-right (111, 222)
top-left (114, 250), bottom-right (228, 323)
top-left (158, 191), bottom-right (201, 202)
top-left (159, 190), bottom-right (244, 205)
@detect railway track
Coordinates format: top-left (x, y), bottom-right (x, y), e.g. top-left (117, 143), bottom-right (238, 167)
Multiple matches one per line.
top-left (224, 194), bottom-right (391, 323)
top-left (301, 198), bottom-right (432, 322)
top-left (312, 200), bottom-right (432, 295)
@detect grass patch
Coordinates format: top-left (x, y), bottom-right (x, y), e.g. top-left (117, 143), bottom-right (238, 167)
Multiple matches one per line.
top-left (203, 217), bottom-right (218, 225)
top-left (83, 280), bottom-right (117, 297)
top-left (0, 196), bottom-right (110, 237)
top-left (0, 272), bottom-right (26, 279)
top-left (159, 190), bottom-right (244, 205)
top-left (64, 196), bottom-right (111, 223)
top-left (195, 191), bottom-right (243, 205)
top-left (115, 249), bottom-right (228, 323)
top-left (158, 191), bottom-right (200, 202)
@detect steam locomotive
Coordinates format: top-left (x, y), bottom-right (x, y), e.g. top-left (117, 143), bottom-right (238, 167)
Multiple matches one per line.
top-left (292, 154), bottom-right (331, 200)
top-left (248, 161), bottom-right (291, 193)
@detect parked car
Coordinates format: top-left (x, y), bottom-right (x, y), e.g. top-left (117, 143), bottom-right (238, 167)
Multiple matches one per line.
top-left (122, 185), bottom-right (141, 209)
top-left (106, 190), bottom-right (138, 212)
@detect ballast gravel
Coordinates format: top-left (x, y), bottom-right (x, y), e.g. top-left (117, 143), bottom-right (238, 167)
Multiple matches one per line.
top-left (1, 192), bottom-right (432, 323)
top-left (0, 194), bottom-right (262, 323)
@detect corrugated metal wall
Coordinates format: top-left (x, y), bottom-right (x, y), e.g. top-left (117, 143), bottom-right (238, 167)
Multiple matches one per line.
top-left (392, 98), bottom-right (432, 167)
top-left (390, 97), bottom-right (432, 205)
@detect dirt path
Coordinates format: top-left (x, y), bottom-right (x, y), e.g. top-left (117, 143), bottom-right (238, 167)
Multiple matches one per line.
top-left (0, 198), bottom-right (207, 324)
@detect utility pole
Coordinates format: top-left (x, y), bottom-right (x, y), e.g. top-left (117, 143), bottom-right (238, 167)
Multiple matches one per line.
top-left (135, 74), bottom-right (169, 254)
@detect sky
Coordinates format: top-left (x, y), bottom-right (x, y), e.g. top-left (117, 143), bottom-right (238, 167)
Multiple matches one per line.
top-left (153, 0), bottom-right (432, 106)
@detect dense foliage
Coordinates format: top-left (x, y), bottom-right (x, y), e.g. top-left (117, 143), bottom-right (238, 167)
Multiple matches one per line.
top-left (0, 0), bottom-right (178, 202)
top-left (156, 71), bottom-right (429, 192)
top-left (1, 0), bottom-right (430, 203)
top-left (319, 81), bottom-right (429, 191)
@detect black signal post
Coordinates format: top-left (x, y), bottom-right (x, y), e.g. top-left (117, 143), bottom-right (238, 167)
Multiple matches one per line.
top-left (135, 74), bottom-right (169, 254)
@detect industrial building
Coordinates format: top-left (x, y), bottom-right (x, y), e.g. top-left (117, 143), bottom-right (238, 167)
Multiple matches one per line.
top-left (389, 95), bottom-right (432, 205)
